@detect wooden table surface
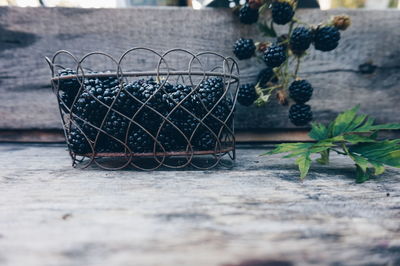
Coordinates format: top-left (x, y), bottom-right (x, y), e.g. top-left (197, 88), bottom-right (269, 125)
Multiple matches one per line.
top-left (0, 143), bottom-right (399, 266)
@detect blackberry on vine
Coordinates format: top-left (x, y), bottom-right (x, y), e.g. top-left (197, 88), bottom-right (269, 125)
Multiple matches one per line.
top-left (313, 26), bottom-right (341, 52)
top-left (264, 43), bottom-right (287, 68)
top-left (238, 3), bottom-right (259, 25)
top-left (289, 103), bottom-right (313, 126)
top-left (233, 38), bottom-right (256, 60)
top-left (289, 80), bottom-right (313, 103)
top-left (271, 0), bottom-right (295, 25)
top-left (257, 67), bottom-right (276, 87)
top-left (290, 27), bottom-right (313, 55)
top-left (237, 84), bottom-right (257, 106)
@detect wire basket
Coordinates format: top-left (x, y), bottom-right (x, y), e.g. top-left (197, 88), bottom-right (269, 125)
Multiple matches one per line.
top-left (46, 48), bottom-right (239, 170)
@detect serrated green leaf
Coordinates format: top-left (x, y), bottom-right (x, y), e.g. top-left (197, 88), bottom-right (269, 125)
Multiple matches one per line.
top-left (349, 153), bottom-right (370, 172)
top-left (262, 143), bottom-right (313, 156)
top-left (258, 22), bottom-right (277, 37)
top-left (343, 134), bottom-right (377, 144)
top-left (331, 106), bottom-right (360, 137)
top-left (309, 122), bottom-right (329, 141)
top-left (317, 150), bottom-right (330, 165)
top-left (355, 164), bottom-right (371, 183)
top-left (350, 140), bottom-right (400, 168)
top-left (296, 153), bottom-right (312, 179)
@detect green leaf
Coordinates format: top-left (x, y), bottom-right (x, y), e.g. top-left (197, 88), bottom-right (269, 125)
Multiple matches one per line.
top-left (331, 105), bottom-right (360, 137)
top-left (258, 22), bottom-right (277, 38)
top-left (343, 134), bottom-right (377, 144)
top-left (296, 153), bottom-right (312, 179)
top-left (355, 164), bottom-right (372, 183)
top-left (263, 142), bottom-right (313, 156)
top-left (309, 122), bottom-right (329, 141)
top-left (316, 150), bottom-right (330, 165)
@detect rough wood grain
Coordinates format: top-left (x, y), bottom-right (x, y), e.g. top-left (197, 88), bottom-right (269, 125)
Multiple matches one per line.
top-left (0, 7), bottom-right (399, 131)
top-left (0, 143), bottom-right (400, 266)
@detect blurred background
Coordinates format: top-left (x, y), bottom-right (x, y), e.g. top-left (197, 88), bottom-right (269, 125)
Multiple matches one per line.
top-left (0, 0), bottom-right (399, 9)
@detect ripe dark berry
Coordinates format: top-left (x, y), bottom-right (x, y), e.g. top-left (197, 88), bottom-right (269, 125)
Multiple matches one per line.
top-left (68, 127), bottom-right (92, 154)
top-left (289, 80), bottom-right (313, 103)
top-left (257, 67), bottom-right (275, 87)
top-left (264, 44), bottom-right (287, 68)
top-left (74, 77), bottom-right (116, 126)
top-left (233, 38), bottom-right (256, 60)
top-left (290, 27), bottom-right (313, 55)
top-left (194, 131), bottom-right (217, 151)
top-left (128, 126), bottom-right (154, 153)
top-left (198, 77), bottom-right (224, 110)
top-left (205, 98), bottom-right (234, 134)
top-left (238, 3), bottom-right (259, 25)
top-left (289, 104), bottom-right (313, 126)
top-left (237, 84), bottom-right (257, 106)
top-left (271, 0), bottom-right (294, 25)
top-left (57, 68), bottom-right (80, 110)
top-left (313, 26), bottom-right (341, 52)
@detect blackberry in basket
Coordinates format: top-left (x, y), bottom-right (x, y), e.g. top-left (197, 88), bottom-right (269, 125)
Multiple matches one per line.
top-left (47, 49), bottom-right (238, 170)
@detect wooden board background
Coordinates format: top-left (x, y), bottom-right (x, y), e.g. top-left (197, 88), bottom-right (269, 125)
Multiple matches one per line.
top-left (0, 7), bottom-right (399, 133)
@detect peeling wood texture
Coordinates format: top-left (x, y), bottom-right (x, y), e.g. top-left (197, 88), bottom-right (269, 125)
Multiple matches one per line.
top-left (0, 7), bottom-right (399, 131)
top-left (0, 143), bottom-right (400, 266)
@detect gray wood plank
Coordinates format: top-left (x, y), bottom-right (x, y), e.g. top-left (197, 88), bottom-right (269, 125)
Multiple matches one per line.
top-left (0, 143), bottom-right (399, 266)
top-left (0, 7), bottom-right (399, 130)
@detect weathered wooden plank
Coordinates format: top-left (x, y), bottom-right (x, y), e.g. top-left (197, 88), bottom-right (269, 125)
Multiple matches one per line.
top-left (0, 143), bottom-right (399, 266)
top-left (0, 7), bottom-right (399, 131)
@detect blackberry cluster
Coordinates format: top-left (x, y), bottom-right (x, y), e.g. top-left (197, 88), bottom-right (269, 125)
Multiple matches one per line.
top-left (290, 27), bottom-right (313, 55)
top-left (313, 26), bottom-right (341, 52)
top-left (264, 44), bottom-right (287, 68)
top-left (233, 38), bottom-right (256, 60)
top-left (288, 79), bottom-right (313, 125)
top-left (289, 80), bottom-right (313, 103)
top-left (289, 104), bottom-right (313, 126)
top-left (271, 0), bottom-right (294, 25)
top-left (238, 3), bottom-right (259, 25)
top-left (62, 73), bottom-right (233, 154)
top-left (237, 84), bottom-right (257, 106)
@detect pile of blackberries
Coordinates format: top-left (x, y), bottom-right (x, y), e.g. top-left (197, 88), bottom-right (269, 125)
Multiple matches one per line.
top-left (233, 0), bottom-right (350, 126)
top-left (57, 70), bottom-right (233, 155)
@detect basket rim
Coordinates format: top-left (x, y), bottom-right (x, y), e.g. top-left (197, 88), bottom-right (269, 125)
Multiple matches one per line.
top-left (51, 70), bottom-right (240, 82)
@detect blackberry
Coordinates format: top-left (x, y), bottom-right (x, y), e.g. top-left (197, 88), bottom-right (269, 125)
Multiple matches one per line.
top-left (205, 98), bottom-right (234, 134)
top-left (198, 77), bottom-right (225, 110)
top-left (313, 26), bottom-right (341, 52)
top-left (237, 84), bottom-right (257, 106)
top-left (57, 68), bottom-right (80, 110)
top-left (172, 114), bottom-right (199, 138)
top-left (264, 43), bottom-right (287, 68)
top-left (290, 27), bottom-right (313, 55)
top-left (289, 103), bottom-right (313, 126)
top-left (74, 76), bottom-right (116, 125)
top-left (238, 3), bottom-right (259, 25)
top-left (257, 67), bottom-right (275, 87)
top-left (271, 0), bottom-right (294, 25)
top-left (68, 127), bottom-right (92, 154)
top-left (289, 80), bottom-right (313, 103)
top-left (127, 126), bottom-right (154, 153)
top-left (103, 111), bottom-right (129, 140)
top-left (194, 131), bottom-right (217, 151)
top-left (156, 124), bottom-right (180, 152)
top-left (233, 38), bottom-right (256, 60)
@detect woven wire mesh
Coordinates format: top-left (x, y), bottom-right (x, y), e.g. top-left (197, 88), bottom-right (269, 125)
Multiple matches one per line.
top-left (46, 48), bottom-right (239, 170)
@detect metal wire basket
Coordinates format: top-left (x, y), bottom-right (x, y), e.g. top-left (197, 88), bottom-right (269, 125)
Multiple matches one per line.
top-left (46, 48), bottom-right (239, 170)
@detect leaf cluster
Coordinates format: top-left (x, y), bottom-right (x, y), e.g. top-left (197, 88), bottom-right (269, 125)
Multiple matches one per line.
top-left (264, 106), bottom-right (400, 182)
